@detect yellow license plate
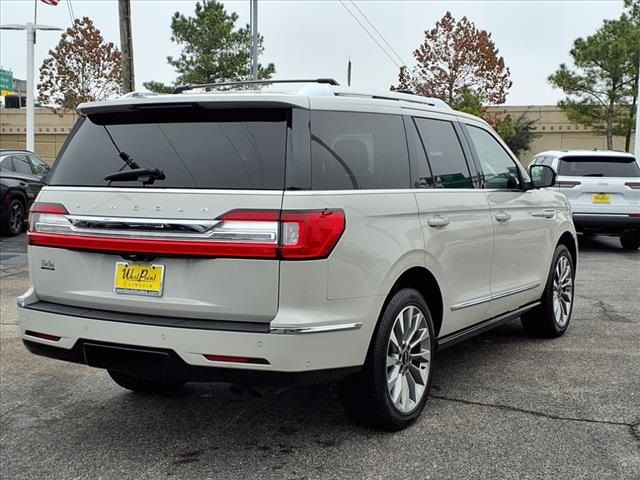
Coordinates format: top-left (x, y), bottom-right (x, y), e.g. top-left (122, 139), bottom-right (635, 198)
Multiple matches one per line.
top-left (592, 194), bottom-right (611, 204)
top-left (114, 262), bottom-right (165, 297)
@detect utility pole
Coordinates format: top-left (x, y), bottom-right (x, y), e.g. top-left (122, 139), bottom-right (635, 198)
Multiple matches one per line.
top-left (250, 0), bottom-right (258, 81)
top-left (347, 58), bottom-right (352, 87)
top-left (118, 0), bottom-right (135, 93)
top-left (1, 23), bottom-right (62, 152)
top-left (635, 54), bottom-right (640, 156)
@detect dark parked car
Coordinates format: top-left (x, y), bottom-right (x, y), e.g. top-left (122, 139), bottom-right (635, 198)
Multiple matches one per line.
top-left (0, 149), bottom-right (50, 236)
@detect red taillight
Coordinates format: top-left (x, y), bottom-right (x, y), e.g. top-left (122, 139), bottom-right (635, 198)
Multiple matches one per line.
top-left (203, 354), bottom-right (270, 365)
top-left (557, 181), bottom-right (581, 188)
top-left (28, 202), bottom-right (69, 232)
top-left (625, 182), bottom-right (640, 189)
top-left (27, 204), bottom-right (345, 261)
top-left (629, 213), bottom-right (640, 218)
top-left (279, 210), bottom-right (345, 259)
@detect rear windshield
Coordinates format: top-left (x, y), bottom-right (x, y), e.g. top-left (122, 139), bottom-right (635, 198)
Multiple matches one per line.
top-left (48, 108), bottom-right (288, 189)
top-left (558, 156), bottom-right (640, 178)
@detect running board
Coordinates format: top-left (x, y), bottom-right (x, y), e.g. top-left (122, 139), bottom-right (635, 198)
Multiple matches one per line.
top-left (436, 301), bottom-right (541, 350)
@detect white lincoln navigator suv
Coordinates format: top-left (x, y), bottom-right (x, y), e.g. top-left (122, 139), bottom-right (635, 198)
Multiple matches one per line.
top-left (18, 79), bottom-right (577, 430)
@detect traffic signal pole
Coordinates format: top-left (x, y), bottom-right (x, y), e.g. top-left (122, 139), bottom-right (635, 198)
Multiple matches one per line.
top-left (26, 23), bottom-right (35, 151)
top-left (1, 22), bottom-right (61, 152)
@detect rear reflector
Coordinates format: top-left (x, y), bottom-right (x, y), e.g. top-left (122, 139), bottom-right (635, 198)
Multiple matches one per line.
top-left (27, 203), bottom-right (345, 260)
top-left (203, 354), bottom-right (270, 365)
top-left (557, 181), bottom-right (581, 188)
top-left (625, 182), bottom-right (640, 189)
top-left (25, 330), bottom-right (61, 342)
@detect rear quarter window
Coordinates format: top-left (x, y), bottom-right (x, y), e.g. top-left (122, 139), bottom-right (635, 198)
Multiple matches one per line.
top-left (310, 111), bottom-right (410, 190)
top-left (558, 156), bottom-right (640, 177)
top-left (48, 108), bottom-right (289, 189)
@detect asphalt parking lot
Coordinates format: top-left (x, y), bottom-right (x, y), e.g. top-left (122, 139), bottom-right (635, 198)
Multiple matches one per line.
top-left (0, 234), bottom-right (638, 480)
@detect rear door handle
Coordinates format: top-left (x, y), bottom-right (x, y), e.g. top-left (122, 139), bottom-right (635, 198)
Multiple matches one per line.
top-left (532, 209), bottom-right (556, 219)
top-left (494, 212), bottom-right (511, 222)
top-left (428, 216), bottom-right (450, 228)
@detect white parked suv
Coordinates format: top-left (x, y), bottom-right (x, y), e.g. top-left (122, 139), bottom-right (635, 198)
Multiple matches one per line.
top-left (18, 79), bottom-right (577, 430)
top-left (530, 150), bottom-right (640, 250)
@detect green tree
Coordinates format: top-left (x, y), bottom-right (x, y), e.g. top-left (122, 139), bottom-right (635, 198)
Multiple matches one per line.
top-left (141, 81), bottom-right (173, 94)
top-left (143, 0), bottom-right (275, 92)
top-left (393, 12), bottom-right (512, 106)
top-left (452, 88), bottom-right (485, 117)
top-left (549, 3), bottom-right (639, 150)
top-left (501, 115), bottom-right (541, 158)
top-left (38, 17), bottom-right (122, 111)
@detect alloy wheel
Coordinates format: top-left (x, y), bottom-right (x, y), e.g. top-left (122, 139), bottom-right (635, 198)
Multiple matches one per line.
top-left (8, 202), bottom-right (24, 234)
top-left (386, 305), bottom-right (431, 414)
top-left (552, 255), bottom-right (573, 328)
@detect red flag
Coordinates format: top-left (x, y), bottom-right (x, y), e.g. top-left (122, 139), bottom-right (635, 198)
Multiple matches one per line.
top-left (40, 0), bottom-right (60, 5)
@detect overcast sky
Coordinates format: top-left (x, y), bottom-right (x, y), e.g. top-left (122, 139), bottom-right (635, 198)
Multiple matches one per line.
top-left (0, 0), bottom-right (625, 105)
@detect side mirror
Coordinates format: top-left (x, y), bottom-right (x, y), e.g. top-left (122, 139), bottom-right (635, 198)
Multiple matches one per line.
top-left (529, 164), bottom-right (556, 189)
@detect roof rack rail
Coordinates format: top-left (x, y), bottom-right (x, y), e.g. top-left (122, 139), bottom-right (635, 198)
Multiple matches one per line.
top-left (331, 88), bottom-right (451, 110)
top-left (172, 78), bottom-right (339, 94)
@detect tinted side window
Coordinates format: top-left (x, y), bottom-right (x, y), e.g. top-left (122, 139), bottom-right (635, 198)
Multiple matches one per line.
top-left (0, 156), bottom-right (15, 172)
top-left (310, 111), bottom-right (410, 190)
top-left (467, 125), bottom-right (521, 189)
top-left (29, 155), bottom-right (50, 175)
top-left (12, 155), bottom-right (33, 175)
top-left (414, 118), bottom-right (473, 189)
top-left (404, 116), bottom-right (434, 188)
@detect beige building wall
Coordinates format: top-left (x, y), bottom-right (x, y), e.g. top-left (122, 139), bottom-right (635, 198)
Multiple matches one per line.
top-left (485, 105), bottom-right (634, 165)
top-left (0, 108), bottom-right (79, 165)
top-left (0, 106), bottom-right (636, 167)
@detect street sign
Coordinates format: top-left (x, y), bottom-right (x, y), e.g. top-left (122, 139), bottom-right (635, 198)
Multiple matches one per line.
top-left (0, 69), bottom-right (13, 92)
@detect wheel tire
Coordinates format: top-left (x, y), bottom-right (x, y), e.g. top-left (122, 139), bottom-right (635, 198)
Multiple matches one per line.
top-left (620, 232), bottom-right (640, 250)
top-left (108, 370), bottom-right (185, 395)
top-left (1, 198), bottom-right (25, 236)
top-left (338, 288), bottom-right (435, 431)
top-left (522, 245), bottom-right (575, 338)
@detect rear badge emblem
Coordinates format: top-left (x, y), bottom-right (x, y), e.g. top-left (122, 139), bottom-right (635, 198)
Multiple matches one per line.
top-left (41, 259), bottom-right (55, 271)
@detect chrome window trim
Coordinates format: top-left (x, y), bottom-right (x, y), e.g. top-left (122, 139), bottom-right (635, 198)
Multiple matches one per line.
top-left (41, 186), bottom-right (285, 195)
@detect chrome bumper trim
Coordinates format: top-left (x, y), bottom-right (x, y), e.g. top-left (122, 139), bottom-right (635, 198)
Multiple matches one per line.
top-left (270, 322), bottom-right (363, 335)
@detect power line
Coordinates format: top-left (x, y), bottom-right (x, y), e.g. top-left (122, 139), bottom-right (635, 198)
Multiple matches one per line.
top-left (66, 0), bottom-right (76, 25)
top-left (348, 0), bottom-right (407, 67)
top-left (338, 0), bottom-right (402, 70)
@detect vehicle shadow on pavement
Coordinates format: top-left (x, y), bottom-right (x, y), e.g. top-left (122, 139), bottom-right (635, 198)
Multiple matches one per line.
top-left (577, 234), bottom-right (632, 253)
top-left (40, 322), bottom-right (531, 475)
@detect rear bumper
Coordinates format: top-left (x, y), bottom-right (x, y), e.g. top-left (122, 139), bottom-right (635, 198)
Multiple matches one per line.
top-left (22, 339), bottom-right (359, 386)
top-left (17, 301), bottom-right (373, 380)
top-left (572, 213), bottom-right (640, 234)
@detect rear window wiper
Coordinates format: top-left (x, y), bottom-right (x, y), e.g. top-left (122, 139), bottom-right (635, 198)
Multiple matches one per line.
top-left (105, 167), bottom-right (166, 185)
top-left (582, 173), bottom-right (604, 177)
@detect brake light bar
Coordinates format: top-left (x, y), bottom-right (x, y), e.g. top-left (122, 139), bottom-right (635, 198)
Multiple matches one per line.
top-left (557, 181), bottom-right (581, 188)
top-left (625, 182), bottom-right (640, 189)
top-left (27, 203), bottom-right (345, 260)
